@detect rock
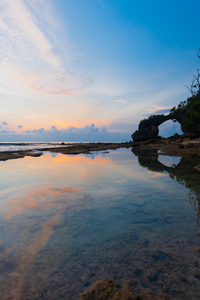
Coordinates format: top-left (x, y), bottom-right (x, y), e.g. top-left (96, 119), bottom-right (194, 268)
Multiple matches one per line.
top-left (157, 296), bottom-right (170, 300)
top-left (81, 279), bottom-right (121, 300)
top-left (131, 112), bottom-right (184, 142)
top-left (132, 126), bottom-right (159, 142)
top-left (194, 165), bottom-right (200, 172)
top-left (186, 143), bottom-right (194, 148)
top-left (81, 279), bottom-right (169, 300)
top-left (195, 247), bottom-right (200, 252)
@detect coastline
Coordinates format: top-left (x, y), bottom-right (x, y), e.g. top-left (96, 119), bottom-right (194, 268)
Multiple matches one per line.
top-left (0, 142), bottom-right (133, 161)
top-left (0, 137), bottom-right (200, 161)
top-left (132, 137), bottom-right (200, 158)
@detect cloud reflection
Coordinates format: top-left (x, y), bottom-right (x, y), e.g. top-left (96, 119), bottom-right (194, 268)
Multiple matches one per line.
top-left (148, 171), bottom-right (168, 178)
top-left (2, 185), bottom-right (93, 299)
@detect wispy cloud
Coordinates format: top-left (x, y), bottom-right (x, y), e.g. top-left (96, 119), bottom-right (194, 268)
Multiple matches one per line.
top-left (2, 0), bottom-right (61, 69)
top-left (0, 121), bottom-right (10, 130)
top-left (0, 0), bottom-right (92, 98)
top-left (149, 106), bottom-right (171, 115)
top-left (26, 86), bottom-right (80, 96)
top-left (111, 99), bottom-right (127, 104)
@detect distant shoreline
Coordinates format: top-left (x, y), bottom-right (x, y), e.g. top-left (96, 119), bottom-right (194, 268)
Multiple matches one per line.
top-left (0, 142), bottom-right (133, 161)
top-left (0, 137), bottom-right (200, 161)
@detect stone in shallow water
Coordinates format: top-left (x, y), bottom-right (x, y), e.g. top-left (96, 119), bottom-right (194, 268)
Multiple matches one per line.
top-left (81, 278), bottom-right (169, 300)
top-left (194, 165), bottom-right (200, 172)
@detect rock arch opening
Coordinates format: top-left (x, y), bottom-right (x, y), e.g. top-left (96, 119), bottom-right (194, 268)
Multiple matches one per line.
top-left (158, 120), bottom-right (183, 138)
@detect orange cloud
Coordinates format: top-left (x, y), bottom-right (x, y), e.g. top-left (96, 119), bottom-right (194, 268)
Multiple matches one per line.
top-left (149, 106), bottom-right (171, 114)
top-left (26, 86), bottom-right (80, 96)
top-left (53, 120), bottom-right (83, 129)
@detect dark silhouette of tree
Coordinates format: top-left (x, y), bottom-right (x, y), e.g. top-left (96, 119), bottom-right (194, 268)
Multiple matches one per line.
top-left (186, 49), bottom-right (200, 99)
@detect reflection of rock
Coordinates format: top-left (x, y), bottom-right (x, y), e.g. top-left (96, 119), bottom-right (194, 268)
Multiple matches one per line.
top-left (81, 279), bottom-right (169, 300)
top-left (132, 147), bottom-right (200, 236)
top-left (195, 165), bottom-right (200, 172)
top-left (132, 148), bottom-right (171, 173)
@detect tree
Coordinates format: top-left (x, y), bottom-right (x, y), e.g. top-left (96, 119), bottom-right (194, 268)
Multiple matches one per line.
top-left (186, 49), bottom-right (200, 99)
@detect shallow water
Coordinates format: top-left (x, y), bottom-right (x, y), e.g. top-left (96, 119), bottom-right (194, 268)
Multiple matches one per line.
top-left (0, 148), bottom-right (200, 299)
top-left (0, 142), bottom-right (72, 152)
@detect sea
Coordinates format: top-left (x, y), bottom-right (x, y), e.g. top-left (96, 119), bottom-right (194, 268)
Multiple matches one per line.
top-left (0, 146), bottom-right (200, 299)
top-left (0, 142), bottom-right (73, 152)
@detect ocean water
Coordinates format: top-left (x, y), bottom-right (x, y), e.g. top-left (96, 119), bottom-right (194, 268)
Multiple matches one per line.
top-left (0, 148), bottom-right (200, 299)
top-left (0, 142), bottom-right (72, 152)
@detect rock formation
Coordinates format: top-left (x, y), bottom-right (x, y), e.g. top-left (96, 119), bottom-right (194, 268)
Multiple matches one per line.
top-left (132, 111), bottom-right (185, 142)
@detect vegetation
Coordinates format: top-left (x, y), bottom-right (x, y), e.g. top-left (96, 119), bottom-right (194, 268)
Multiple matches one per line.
top-left (170, 50), bottom-right (200, 134)
top-left (140, 114), bottom-right (164, 125)
top-left (181, 95), bottom-right (200, 134)
top-left (139, 49), bottom-right (200, 135)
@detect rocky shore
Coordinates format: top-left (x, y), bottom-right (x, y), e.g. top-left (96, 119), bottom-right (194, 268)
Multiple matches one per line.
top-left (0, 142), bottom-right (133, 161)
top-left (132, 135), bottom-right (200, 158)
top-left (0, 135), bottom-right (200, 161)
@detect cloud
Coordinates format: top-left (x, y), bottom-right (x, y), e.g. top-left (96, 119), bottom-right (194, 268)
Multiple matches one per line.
top-left (0, 0), bottom-right (93, 98)
top-left (149, 106), bottom-right (171, 115)
top-left (26, 86), bottom-right (80, 96)
top-left (5, 0), bottom-right (61, 69)
top-left (0, 130), bottom-right (16, 134)
top-left (25, 128), bottom-right (45, 134)
top-left (154, 109), bottom-right (171, 114)
top-left (17, 125), bottom-right (23, 129)
top-left (0, 121), bottom-right (10, 131)
top-left (111, 99), bottom-right (127, 104)
top-left (0, 124), bottom-right (130, 142)
top-left (22, 124), bottom-right (105, 136)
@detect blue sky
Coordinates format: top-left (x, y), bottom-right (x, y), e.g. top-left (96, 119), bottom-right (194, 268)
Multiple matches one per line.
top-left (0, 0), bottom-right (199, 142)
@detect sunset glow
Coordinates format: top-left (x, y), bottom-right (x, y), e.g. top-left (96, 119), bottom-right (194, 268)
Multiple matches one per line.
top-left (0, 0), bottom-right (199, 142)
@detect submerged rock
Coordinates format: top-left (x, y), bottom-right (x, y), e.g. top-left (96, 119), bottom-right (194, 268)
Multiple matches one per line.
top-left (194, 165), bottom-right (200, 172)
top-left (81, 279), bottom-right (169, 300)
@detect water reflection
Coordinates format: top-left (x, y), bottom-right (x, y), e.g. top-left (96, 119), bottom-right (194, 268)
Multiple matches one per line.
top-left (132, 147), bottom-right (200, 236)
top-left (158, 155), bottom-right (181, 168)
top-left (1, 185), bottom-right (93, 300)
top-left (0, 150), bottom-right (200, 299)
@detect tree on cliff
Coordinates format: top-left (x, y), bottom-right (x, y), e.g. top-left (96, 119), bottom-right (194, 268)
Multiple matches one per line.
top-left (132, 49), bottom-right (200, 141)
top-left (170, 49), bottom-right (200, 134)
top-left (186, 49), bottom-right (200, 99)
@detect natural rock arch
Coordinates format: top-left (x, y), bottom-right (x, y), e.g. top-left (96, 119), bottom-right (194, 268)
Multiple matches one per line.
top-left (132, 111), bottom-right (185, 142)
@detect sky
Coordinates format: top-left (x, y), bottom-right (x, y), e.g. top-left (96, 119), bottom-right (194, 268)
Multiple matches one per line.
top-left (0, 0), bottom-right (199, 142)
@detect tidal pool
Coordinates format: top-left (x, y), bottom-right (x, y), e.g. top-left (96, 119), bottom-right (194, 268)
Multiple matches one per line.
top-left (0, 148), bottom-right (200, 299)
